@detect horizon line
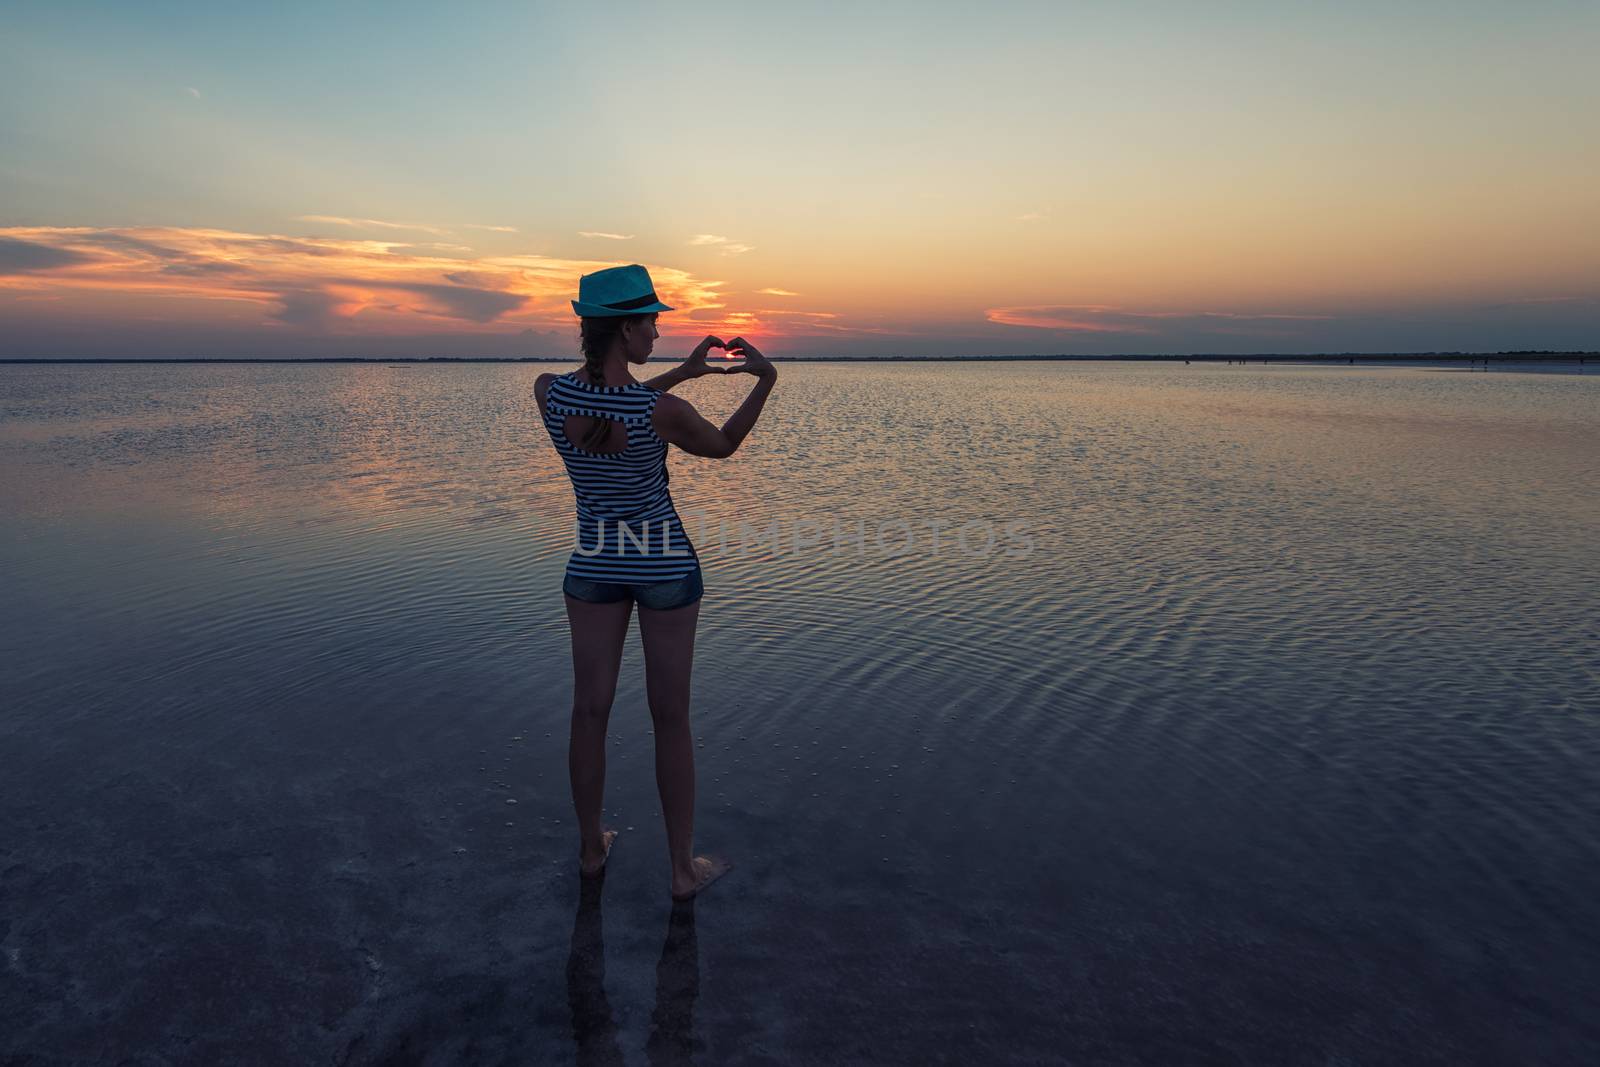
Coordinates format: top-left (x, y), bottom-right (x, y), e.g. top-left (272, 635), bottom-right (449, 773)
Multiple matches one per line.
top-left (1, 352), bottom-right (1594, 366)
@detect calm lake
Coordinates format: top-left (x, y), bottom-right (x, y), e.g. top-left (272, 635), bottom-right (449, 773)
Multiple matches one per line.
top-left (2, 360), bottom-right (1597, 1064)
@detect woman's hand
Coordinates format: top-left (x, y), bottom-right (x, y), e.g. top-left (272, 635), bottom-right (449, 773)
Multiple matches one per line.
top-left (644, 335), bottom-right (732, 392)
top-left (682, 335), bottom-right (729, 378)
top-left (725, 337), bottom-right (776, 380)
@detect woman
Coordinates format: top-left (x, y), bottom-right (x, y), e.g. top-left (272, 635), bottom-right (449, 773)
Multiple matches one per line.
top-left (535, 263), bottom-right (777, 900)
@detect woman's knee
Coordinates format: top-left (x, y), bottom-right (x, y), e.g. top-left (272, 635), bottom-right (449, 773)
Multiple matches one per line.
top-left (647, 696), bottom-right (690, 730)
top-left (572, 690), bottom-right (616, 723)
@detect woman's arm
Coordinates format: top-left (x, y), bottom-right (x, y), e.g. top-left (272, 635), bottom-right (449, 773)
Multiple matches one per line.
top-left (653, 338), bottom-right (777, 458)
top-left (643, 335), bottom-right (730, 392)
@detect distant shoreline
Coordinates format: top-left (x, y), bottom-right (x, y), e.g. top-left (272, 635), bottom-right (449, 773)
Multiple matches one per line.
top-left (0, 352), bottom-right (1592, 365)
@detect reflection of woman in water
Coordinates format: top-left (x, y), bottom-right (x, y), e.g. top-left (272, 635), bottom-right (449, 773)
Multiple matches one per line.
top-left (536, 264), bottom-right (777, 900)
top-left (567, 876), bottom-right (701, 1064)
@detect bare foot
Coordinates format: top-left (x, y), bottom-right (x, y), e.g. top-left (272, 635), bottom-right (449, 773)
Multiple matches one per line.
top-left (580, 830), bottom-right (617, 877)
top-left (670, 855), bottom-right (731, 901)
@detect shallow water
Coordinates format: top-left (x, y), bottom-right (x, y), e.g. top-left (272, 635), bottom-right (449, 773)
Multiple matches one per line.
top-left (2, 360), bottom-right (1597, 1064)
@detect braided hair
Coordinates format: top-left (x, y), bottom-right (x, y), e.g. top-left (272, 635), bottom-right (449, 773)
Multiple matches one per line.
top-left (573, 314), bottom-right (650, 450)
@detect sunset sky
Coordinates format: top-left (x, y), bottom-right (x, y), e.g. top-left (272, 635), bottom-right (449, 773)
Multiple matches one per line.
top-left (2, 1), bottom-right (1596, 358)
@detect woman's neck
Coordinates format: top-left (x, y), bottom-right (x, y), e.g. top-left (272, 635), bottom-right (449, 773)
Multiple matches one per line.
top-left (583, 352), bottom-right (636, 387)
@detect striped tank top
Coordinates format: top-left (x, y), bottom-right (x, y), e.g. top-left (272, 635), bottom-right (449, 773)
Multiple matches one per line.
top-left (542, 372), bottom-right (700, 584)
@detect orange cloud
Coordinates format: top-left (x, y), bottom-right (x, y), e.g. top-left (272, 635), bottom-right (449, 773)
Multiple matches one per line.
top-left (687, 234), bottom-right (754, 256)
top-left (986, 304), bottom-right (1333, 335)
top-left (0, 226), bottom-right (729, 335)
top-left (985, 305), bottom-right (1150, 333)
top-left (296, 215), bottom-right (452, 236)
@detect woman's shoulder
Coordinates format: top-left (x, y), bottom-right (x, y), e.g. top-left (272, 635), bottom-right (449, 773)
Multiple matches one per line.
top-left (536, 370), bottom-right (568, 407)
top-left (651, 391), bottom-right (692, 418)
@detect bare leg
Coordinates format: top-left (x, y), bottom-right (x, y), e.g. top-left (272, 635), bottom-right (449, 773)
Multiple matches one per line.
top-left (638, 598), bottom-right (730, 899)
top-left (565, 593), bottom-right (633, 875)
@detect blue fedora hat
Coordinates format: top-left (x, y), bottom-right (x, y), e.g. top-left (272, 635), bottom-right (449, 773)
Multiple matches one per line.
top-left (571, 264), bottom-right (675, 317)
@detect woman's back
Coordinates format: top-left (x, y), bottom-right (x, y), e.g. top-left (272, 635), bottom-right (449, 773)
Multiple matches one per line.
top-left (541, 371), bottom-right (699, 584)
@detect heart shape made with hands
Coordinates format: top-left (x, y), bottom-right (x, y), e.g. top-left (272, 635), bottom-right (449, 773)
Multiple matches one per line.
top-left (700, 336), bottom-right (753, 370)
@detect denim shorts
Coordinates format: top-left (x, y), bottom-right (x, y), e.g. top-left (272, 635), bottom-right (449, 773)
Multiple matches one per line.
top-left (562, 565), bottom-right (704, 611)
